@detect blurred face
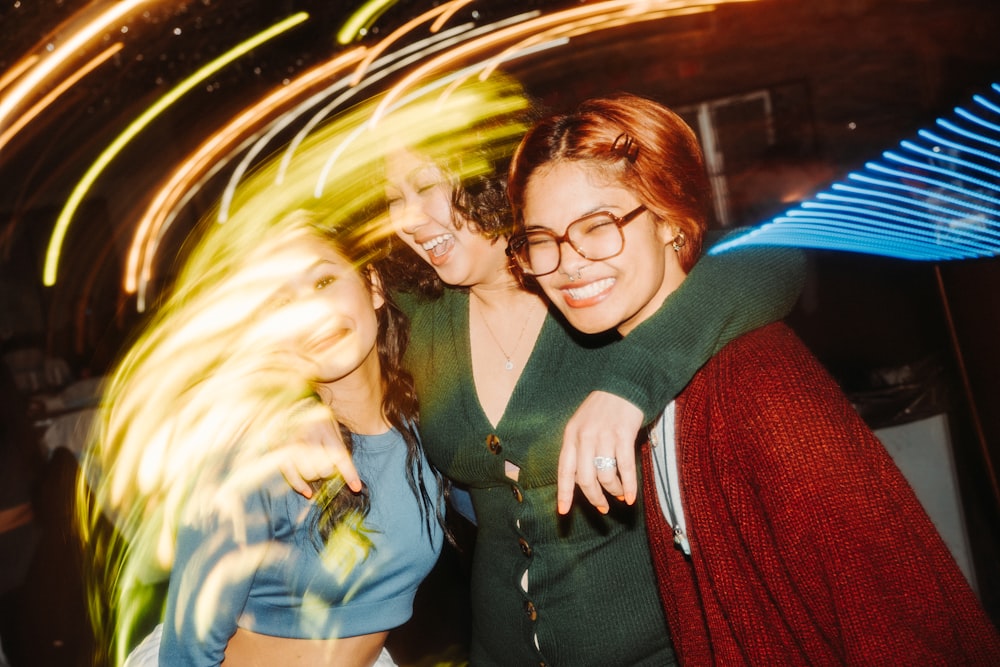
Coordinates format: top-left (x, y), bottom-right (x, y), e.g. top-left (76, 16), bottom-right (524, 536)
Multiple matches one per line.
top-left (385, 149), bottom-right (507, 288)
top-left (267, 235), bottom-right (383, 386)
top-left (521, 160), bottom-right (687, 335)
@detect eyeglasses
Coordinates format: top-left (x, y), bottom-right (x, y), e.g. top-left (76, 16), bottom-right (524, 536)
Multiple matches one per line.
top-left (507, 205), bottom-right (647, 277)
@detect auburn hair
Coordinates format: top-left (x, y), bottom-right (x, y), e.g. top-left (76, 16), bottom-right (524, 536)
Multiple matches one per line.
top-left (508, 92), bottom-right (710, 272)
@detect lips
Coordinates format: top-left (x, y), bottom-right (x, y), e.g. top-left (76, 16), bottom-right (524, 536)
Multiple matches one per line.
top-left (309, 327), bottom-right (351, 353)
top-left (420, 233), bottom-right (455, 265)
top-left (560, 277), bottom-right (615, 307)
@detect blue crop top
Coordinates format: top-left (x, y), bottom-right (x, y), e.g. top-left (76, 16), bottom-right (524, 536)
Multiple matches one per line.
top-left (159, 428), bottom-right (443, 665)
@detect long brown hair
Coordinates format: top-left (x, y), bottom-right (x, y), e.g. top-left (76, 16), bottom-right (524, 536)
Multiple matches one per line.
top-left (309, 225), bottom-right (442, 546)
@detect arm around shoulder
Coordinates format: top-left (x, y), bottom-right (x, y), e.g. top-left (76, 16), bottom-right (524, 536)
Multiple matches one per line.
top-left (596, 245), bottom-right (806, 421)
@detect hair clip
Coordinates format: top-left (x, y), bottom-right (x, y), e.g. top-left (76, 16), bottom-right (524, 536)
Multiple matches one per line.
top-left (611, 132), bottom-right (640, 162)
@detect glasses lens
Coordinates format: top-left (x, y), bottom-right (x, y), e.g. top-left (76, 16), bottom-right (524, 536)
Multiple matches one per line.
top-left (569, 213), bottom-right (624, 261)
top-left (520, 232), bottom-right (560, 276)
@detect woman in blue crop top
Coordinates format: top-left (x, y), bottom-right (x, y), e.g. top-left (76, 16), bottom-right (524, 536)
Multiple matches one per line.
top-left (80, 207), bottom-right (445, 667)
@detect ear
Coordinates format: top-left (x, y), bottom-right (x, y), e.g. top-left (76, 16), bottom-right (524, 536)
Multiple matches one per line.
top-left (651, 212), bottom-right (677, 246)
top-left (366, 266), bottom-right (386, 310)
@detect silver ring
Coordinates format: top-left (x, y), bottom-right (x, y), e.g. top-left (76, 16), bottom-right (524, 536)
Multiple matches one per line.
top-left (593, 456), bottom-right (617, 471)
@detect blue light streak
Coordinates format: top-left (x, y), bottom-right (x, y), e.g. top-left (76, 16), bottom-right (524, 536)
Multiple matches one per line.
top-left (710, 83), bottom-right (1000, 261)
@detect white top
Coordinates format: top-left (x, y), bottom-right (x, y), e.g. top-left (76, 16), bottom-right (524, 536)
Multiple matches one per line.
top-left (648, 401), bottom-right (691, 556)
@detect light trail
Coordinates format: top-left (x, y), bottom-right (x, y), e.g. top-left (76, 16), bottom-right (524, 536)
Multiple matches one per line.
top-left (35, 0), bottom-right (762, 299)
top-left (43, 11), bottom-right (311, 286)
top-left (337, 0), bottom-right (403, 44)
top-left (0, 54), bottom-right (38, 95)
top-left (0, 0), bottom-right (153, 133)
top-left (0, 43), bottom-right (124, 150)
top-left (710, 82), bottom-right (1000, 260)
top-left (125, 47), bottom-right (368, 301)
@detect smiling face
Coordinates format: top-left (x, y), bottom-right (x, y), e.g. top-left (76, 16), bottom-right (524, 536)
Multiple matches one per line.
top-left (265, 234), bottom-right (384, 387)
top-left (522, 160), bottom-right (688, 335)
top-left (384, 149), bottom-right (508, 288)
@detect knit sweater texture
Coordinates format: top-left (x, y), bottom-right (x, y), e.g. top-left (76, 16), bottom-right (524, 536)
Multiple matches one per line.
top-left (401, 247), bottom-right (806, 666)
top-left (642, 322), bottom-right (1000, 666)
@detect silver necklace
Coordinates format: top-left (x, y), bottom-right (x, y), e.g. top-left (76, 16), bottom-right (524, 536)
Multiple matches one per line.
top-left (472, 295), bottom-right (532, 371)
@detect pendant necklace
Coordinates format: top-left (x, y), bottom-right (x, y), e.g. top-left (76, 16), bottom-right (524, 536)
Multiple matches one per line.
top-left (473, 294), bottom-right (532, 371)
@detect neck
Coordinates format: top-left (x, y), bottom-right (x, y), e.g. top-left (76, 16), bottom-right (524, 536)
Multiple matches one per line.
top-left (314, 351), bottom-right (389, 435)
top-left (470, 274), bottom-right (540, 309)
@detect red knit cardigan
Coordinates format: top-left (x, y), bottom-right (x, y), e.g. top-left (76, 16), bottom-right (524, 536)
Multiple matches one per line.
top-left (642, 323), bottom-right (1000, 666)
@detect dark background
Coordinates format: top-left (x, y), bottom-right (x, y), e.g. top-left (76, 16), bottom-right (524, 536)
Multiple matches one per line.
top-left (1, 1), bottom-right (999, 664)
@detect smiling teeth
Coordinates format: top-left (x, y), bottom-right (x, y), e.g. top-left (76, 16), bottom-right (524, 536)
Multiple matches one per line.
top-left (565, 278), bottom-right (615, 300)
top-left (421, 233), bottom-right (453, 254)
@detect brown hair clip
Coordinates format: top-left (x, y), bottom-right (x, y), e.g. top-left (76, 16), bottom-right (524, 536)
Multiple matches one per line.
top-left (611, 132), bottom-right (640, 162)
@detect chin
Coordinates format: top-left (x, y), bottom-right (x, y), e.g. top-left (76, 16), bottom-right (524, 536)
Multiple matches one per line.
top-left (559, 311), bottom-right (619, 336)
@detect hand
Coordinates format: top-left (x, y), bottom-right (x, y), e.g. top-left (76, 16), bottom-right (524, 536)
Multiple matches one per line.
top-left (558, 391), bottom-right (643, 515)
top-left (278, 408), bottom-right (361, 498)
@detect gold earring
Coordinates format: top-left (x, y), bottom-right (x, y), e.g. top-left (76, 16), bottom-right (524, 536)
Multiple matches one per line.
top-left (671, 231), bottom-right (687, 253)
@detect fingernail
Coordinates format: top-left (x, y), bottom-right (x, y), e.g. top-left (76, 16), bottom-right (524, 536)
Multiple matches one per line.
top-left (598, 506), bottom-right (609, 515)
top-left (615, 495), bottom-right (625, 502)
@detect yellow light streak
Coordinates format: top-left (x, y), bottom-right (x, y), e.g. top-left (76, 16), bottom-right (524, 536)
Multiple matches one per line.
top-left (337, 0), bottom-right (401, 45)
top-left (126, 48), bottom-right (368, 301)
top-left (43, 11), bottom-right (310, 287)
top-left (288, 20), bottom-right (482, 179)
top-left (0, 44), bottom-right (123, 150)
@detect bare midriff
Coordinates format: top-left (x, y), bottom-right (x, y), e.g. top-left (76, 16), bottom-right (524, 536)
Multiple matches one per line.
top-left (222, 627), bottom-right (390, 667)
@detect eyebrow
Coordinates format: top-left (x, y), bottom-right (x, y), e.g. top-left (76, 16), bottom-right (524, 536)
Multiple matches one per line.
top-left (525, 205), bottom-right (619, 231)
top-left (307, 258), bottom-right (342, 272)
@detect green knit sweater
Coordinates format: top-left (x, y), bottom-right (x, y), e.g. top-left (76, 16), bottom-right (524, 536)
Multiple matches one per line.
top-left (401, 246), bottom-right (805, 666)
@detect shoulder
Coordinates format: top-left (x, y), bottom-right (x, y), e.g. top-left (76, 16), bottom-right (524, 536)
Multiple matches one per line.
top-left (705, 323), bottom-right (820, 378)
top-left (690, 322), bottom-right (846, 412)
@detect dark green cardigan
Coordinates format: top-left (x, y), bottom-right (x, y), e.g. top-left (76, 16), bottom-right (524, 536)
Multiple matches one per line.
top-left (402, 246), bottom-right (805, 666)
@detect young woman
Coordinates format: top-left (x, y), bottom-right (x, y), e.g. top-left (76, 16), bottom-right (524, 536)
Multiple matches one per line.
top-left (373, 128), bottom-right (806, 664)
top-left (81, 209), bottom-right (444, 667)
top-left (507, 92), bottom-right (1000, 665)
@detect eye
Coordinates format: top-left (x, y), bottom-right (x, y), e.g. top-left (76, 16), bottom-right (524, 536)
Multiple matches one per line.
top-left (580, 214), bottom-right (617, 234)
top-left (525, 231), bottom-right (557, 247)
top-left (315, 275), bottom-right (337, 290)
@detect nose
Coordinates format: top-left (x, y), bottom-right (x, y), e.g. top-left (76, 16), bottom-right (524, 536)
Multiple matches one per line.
top-left (390, 199), bottom-right (426, 236)
top-left (557, 240), bottom-right (589, 278)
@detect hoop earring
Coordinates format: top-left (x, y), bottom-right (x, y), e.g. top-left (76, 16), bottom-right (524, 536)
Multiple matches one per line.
top-left (671, 231), bottom-right (687, 253)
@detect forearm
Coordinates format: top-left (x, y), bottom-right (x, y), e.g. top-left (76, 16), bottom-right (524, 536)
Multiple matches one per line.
top-left (597, 245), bottom-right (806, 421)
